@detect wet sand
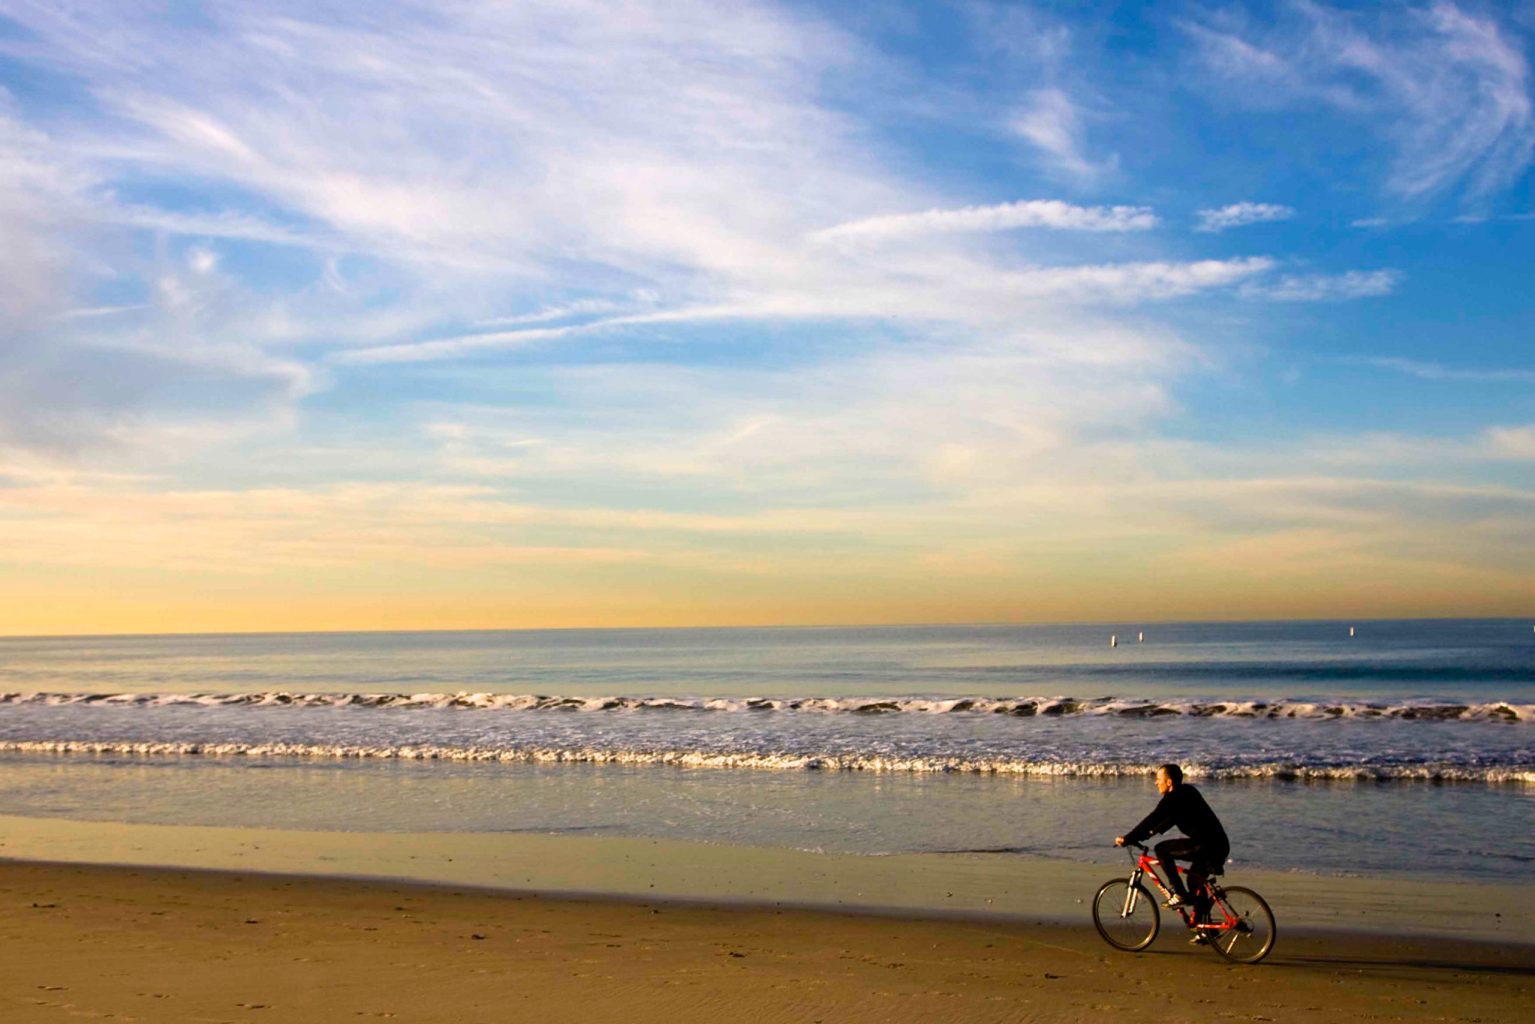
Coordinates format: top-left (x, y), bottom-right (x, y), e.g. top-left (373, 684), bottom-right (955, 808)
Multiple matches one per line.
top-left (2, 814), bottom-right (1533, 943)
top-left (3, 860), bottom-right (1532, 1024)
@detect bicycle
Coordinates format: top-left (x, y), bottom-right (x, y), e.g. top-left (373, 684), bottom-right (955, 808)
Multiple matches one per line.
top-left (1092, 842), bottom-right (1276, 963)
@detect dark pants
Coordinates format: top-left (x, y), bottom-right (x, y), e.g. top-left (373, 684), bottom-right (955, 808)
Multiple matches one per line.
top-left (1154, 838), bottom-right (1228, 904)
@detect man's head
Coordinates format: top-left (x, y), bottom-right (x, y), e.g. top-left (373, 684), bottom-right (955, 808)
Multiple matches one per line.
top-left (1156, 763), bottom-right (1183, 794)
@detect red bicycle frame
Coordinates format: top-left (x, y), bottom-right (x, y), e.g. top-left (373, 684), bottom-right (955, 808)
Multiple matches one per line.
top-left (1126, 844), bottom-right (1237, 937)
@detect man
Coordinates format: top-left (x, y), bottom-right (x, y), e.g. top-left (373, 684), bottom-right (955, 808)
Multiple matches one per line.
top-left (1114, 763), bottom-right (1230, 924)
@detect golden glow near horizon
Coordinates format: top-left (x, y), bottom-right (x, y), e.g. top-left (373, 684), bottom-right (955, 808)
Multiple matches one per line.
top-left (2, 472), bottom-right (1530, 636)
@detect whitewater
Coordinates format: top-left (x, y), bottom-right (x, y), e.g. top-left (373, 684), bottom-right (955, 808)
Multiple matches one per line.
top-left (0, 689), bottom-right (1531, 784)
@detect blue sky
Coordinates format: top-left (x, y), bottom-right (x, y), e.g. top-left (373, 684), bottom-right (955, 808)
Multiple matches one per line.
top-left (1, 0), bottom-right (1532, 632)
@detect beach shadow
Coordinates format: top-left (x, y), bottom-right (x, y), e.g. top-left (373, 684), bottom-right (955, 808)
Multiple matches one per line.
top-left (1275, 953), bottom-right (1535, 978)
top-left (1129, 938), bottom-right (1535, 978)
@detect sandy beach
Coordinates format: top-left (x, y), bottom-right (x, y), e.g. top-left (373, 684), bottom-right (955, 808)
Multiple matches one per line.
top-left (4, 859), bottom-right (1532, 1024)
top-left (3, 817), bottom-right (1533, 1022)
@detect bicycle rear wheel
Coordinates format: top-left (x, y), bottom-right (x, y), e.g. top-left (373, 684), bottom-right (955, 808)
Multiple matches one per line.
top-left (1092, 878), bottom-right (1160, 951)
top-left (1208, 886), bottom-right (1276, 963)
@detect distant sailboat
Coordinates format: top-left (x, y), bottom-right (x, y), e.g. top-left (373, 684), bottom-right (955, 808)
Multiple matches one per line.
top-left (1110, 634), bottom-right (1118, 647)
top-left (1349, 626), bottom-right (1356, 638)
top-left (1138, 631), bottom-right (1144, 642)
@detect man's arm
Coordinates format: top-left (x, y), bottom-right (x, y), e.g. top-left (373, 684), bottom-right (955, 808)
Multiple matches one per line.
top-left (1119, 793), bottom-right (1175, 846)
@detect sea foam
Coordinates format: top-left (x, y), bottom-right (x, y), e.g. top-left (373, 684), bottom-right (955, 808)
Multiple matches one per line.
top-left (0, 691), bottom-right (1529, 721)
top-left (0, 738), bottom-right (1530, 784)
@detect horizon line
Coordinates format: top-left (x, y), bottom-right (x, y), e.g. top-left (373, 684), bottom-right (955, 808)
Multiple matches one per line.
top-left (2, 614), bottom-right (1530, 642)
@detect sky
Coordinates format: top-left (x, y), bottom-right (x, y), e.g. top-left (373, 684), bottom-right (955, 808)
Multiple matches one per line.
top-left (1, 0), bottom-right (1533, 634)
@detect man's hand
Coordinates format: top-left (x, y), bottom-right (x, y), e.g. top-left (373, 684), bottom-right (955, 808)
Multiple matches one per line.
top-left (1114, 836), bottom-right (1125, 847)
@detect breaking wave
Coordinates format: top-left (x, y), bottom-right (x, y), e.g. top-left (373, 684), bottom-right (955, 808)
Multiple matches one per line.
top-left (0, 737), bottom-right (1530, 783)
top-left (1, 691), bottom-right (1530, 721)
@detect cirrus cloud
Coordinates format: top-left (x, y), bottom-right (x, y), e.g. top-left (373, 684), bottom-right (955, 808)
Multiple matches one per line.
top-left (1184, 2), bottom-right (1535, 204)
top-left (812, 199), bottom-right (1157, 244)
top-left (1240, 269), bottom-right (1400, 302)
top-left (1196, 202), bottom-right (1295, 232)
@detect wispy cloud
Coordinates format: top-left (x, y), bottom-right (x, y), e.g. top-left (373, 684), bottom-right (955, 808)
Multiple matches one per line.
top-left (1196, 202), bottom-right (1295, 232)
top-left (476, 297), bottom-right (645, 328)
top-left (1240, 269), bottom-right (1400, 301)
top-left (1185, 1), bottom-right (1535, 203)
top-left (813, 199), bottom-right (1157, 243)
top-left (1483, 424), bottom-right (1535, 459)
top-left (55, 304), bottom-right (152, 320)
top-left (340, 256), bottom-right (1271, 364)
top-left (1365, 357), bottom-right (1535, 383)
top-left (1009, 88), bottom-right (1115, 181)
top-left (1003, 257), bottom-right (1274, 302)
top-left (337, 319), bottom-right (616, 366)
top-left (0, 103), bottom-right (95, 323)
top-left (104, 204), bottom-right (344, 253)
top-left (0, 0), bottom-right (892, 276)
top-left (0, 100), bottom-right (313, 461)
top-left (0, 0), bottom-right (887, 452)
top-left (409, 326), bottom-right (1189, 498)
top-left (0, 336), bottom-right (312, 459)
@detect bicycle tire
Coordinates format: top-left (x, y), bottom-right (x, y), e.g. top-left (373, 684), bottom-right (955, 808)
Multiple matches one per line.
top-left (1092, 878), bottom-right (1160, 952)
top-left (1208, 885), bottom-right (1276, 964)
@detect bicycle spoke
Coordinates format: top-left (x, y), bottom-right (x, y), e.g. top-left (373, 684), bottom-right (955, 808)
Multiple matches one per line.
top-left (1208, 886), bottom-right (1276, 964)
top-left (1092, 878), bottom-right (1160, 952)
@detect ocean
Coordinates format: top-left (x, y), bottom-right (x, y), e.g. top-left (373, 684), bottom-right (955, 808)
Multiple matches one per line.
top-left (1, 619), bottom-right (1531, 882)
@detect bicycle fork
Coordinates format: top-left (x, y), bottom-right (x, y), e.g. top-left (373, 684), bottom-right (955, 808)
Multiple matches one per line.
top-left (1121, 868), bottom-right (1144, 917)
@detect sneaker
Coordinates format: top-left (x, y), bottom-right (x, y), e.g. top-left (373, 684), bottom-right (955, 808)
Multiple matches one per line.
top-left (1162, 895), bottom-right (1187, 909)
top-left (1189, 933), bottom-right (1209, 946)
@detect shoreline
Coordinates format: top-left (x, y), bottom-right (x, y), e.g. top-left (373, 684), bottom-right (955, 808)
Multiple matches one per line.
top-left (4, 860), bottom-right (1532, 1024)
top-left (3, 814), bottom-right (1532, 944)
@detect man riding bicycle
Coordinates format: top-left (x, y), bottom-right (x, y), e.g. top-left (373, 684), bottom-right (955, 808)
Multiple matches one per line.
top-left (1114, 763), bottom-right (1230, 924)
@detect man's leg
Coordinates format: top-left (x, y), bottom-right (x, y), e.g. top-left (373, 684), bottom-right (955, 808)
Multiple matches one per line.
top-left (1186, 866), bottom-right (1210, 918)
top-left (1153, 838), bottom-right (1200, 901)
top-left (1190, 845), bottom-right (1228, 920)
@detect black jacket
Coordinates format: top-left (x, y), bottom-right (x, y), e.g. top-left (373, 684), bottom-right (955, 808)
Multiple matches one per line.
top-left (1124, 783), bottom-right (1230, 854)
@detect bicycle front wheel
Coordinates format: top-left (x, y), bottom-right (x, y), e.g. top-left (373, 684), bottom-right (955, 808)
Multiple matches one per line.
top-left (1209, 886), bottom-right (1276, 964)
top-left (1092, 878), bottom-right (1160, 952)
